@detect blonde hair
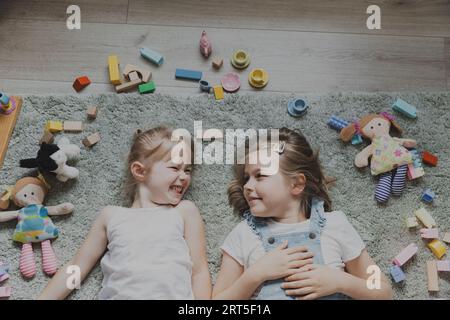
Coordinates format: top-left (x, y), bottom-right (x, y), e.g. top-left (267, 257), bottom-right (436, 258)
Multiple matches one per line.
top-left (228, 127), bottom-right (331, 218)
top-left (124, 126), bottom-right (183, 202)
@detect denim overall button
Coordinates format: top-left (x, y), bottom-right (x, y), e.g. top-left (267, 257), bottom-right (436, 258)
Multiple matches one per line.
top-left (309, 232), bottom-right (316, 239)
top-left (267, 237), bottom-right (275, 244)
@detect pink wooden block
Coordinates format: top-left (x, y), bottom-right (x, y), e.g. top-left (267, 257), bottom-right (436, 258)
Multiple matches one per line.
top-left (0, 273), bottom-right (9, 282)
top-left (436, 261), bottom-right (450, 272)
top-left (420, 228), bottom-right (439, 239)
top-left (0, 286), bottom-right (11, 298)
top-left (393, 243), bottom-right (418, 266)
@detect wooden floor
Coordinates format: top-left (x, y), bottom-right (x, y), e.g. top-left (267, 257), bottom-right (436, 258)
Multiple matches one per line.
top-left (0, 0), bottom-right (449, 95)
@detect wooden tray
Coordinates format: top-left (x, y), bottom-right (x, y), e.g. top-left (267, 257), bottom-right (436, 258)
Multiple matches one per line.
top-left (0, 96), bottom-right (23, 169)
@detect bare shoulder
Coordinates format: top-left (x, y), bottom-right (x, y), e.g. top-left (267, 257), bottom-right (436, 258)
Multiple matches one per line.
top-left (175, 200), bottom-right (202, 222)
top-left (96, 205), bottom-right (126, 225)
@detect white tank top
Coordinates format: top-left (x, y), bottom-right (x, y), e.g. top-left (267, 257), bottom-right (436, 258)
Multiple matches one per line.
top-left (98, 206), bottom-right (194, 299)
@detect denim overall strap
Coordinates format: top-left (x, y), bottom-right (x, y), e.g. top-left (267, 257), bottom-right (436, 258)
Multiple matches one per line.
top-left (308, 197), bottom-right (327, 237)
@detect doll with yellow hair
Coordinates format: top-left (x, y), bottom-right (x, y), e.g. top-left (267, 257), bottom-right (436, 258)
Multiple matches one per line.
top-left (340, 112), bottom-right (417, 203)
top-left (0, 176), bottom-right (74, 278)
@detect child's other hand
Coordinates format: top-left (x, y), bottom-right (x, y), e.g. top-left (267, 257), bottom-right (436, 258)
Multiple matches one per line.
top-left (281, 264), bottom-right (343, 299)
top-left (250, 240), bottom-right (314, 283)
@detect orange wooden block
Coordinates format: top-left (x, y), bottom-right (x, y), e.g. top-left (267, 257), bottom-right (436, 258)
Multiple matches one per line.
top-left (0, 96), bottom-right (23, 169)
top-left (73, 76), bottom-right (91, 92)
top-left (422, 151), bottom-right (438, 166)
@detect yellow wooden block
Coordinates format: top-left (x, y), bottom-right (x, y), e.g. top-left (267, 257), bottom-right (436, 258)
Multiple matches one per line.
top-left (405, 216), bottom-right (418, 228)
top-left (414, 208), bottom-right (436, 228)
top-left (427, 239), bottom-right (447, 259)
top-left (108, 55), bottom-right (121, 85)
top-left (213, 86), bottom-right (224, 100)
top-left (45, 120), bottom-right (63, 133)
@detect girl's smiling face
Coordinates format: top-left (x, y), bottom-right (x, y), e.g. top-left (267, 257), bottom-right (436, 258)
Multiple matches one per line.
top-left (243, 152), bottom-right (296, 219)
top-left (144, 157), bottom-right (192, 206)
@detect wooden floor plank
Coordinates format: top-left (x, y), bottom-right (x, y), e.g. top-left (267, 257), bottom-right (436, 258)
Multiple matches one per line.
top-left (446, 38), bottom-right (450, 90)
top-left (0, 20), bottom-right (445, 93)
top-left (128, 0), bottom-right (450, 37)
top-left (0, 0), bottom-right (128, 24)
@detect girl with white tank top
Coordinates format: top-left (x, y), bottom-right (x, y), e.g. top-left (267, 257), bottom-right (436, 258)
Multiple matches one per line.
top-left (38, 127), bottom-right (212, 300)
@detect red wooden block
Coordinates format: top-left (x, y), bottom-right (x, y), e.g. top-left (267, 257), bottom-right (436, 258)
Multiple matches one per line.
top-left (73, 76), bottom-right (91, 92)
top-left (422, 151), bottom-right (438, 166)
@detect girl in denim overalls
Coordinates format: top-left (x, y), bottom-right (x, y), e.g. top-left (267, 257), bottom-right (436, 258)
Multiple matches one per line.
top-left (213, 128), bottom-right (392, 300)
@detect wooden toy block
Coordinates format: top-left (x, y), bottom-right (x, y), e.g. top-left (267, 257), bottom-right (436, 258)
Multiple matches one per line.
top-left (0, 273), bottom-right (9, 283)
top-left (212, 57), bottom-right (223, 69)
top-left (138, 81), bottom-right (156, 94)
top-left (422, 151), bottom-right (438, 166)
top-left (426, 260), bottom-right (439, 292)
top-left (0, 286), bottom-right (11, 298)
top-left (115, 79), bottom-right (142, 93)
top-left (86, 106), bottom-right (98, 120)
top-left (436, 260), bottom-right (450, 272)
top-left (123, 64), bottom-right (151, 83)
top-left (175, 68), bottom-right (202, 81)
top-left (443, 232), bottom-right (450, 244)
top-left (39, 130), bottom-right (55, 145)
top-left (392, 98), bottom-right (417, 119)
top-left (0, 96), bottom-right (23, 169)
top-left (82, 132), bottom-right (101, 147)
top-left (64, 121), bottom-right (83, 132)
top-left (73, 76), bottom-right (91, 92)
top-left (213, 85), bottom-right (224, 100)
top-left (389, 265), bottom-right (406, 283)
top-left (139, 47), bottom-right (164, 66)
top-left (427, 239), bottom-right (447, 259)
top-left (327, 116), bottom-right (349, 132)
top-left (393, 243), bottom-right (418, 266)
top-left (415, 208), bottom-right (436, 228)
top-left (405, 217), bottom-right (419, 228)
top-left (45, 120), bottom-right (63, 133)
top-left (128, 71), bottom-right (141, 82)
top-left (421, 188), bottom-right (435, 203)
top-left (108, 55), bottom-right (121, 85)
top-left (420, 228), bottom-right (439, 239)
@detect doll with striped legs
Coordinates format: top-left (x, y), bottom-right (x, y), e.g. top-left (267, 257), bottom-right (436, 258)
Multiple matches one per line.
top-left (340, 112), bottom-right (417, 203)
top-left (0, 177), bottom-right (73, 278)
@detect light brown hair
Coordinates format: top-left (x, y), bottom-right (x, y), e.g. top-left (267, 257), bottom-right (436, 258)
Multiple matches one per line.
top-left (227, 127), bottom-right (331, 218)
top-left (11, 177), bottom-right (48, 207)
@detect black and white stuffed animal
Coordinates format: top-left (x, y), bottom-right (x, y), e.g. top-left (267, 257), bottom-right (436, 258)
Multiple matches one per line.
top-left (20, 137), bottom-right (80, 182)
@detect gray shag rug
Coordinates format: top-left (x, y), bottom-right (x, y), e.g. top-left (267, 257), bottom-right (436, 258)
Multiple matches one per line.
top-left (1, 92), bottom-right (449, 300)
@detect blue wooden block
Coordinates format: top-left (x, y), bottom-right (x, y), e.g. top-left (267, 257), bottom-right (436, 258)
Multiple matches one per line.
top-left (327, 116), bottom-right (349, 131)
top-left (0, 92), bottom-right (9, 106)
top-left (422, 188), bottom-right (435, 203)
top-left (139, 47), bottom-right (164, 66)
top-left (390, 265), bottom-right (406, 283)
top-left (392, 98), bottom-right (417, 119)
top-left (175, 68), bottom-right (202, 81)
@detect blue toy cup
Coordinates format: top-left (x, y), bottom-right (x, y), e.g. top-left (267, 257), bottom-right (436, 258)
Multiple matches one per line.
top-left (199, 80), bottom-right (212, 93)
top-left (0, 92), bottom-right (9, 106)
top-left (288, 98), bottom-right (308, 117)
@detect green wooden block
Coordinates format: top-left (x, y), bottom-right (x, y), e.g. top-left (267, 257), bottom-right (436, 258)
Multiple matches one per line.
top-left (138, 81), bottom-right (156, 94)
